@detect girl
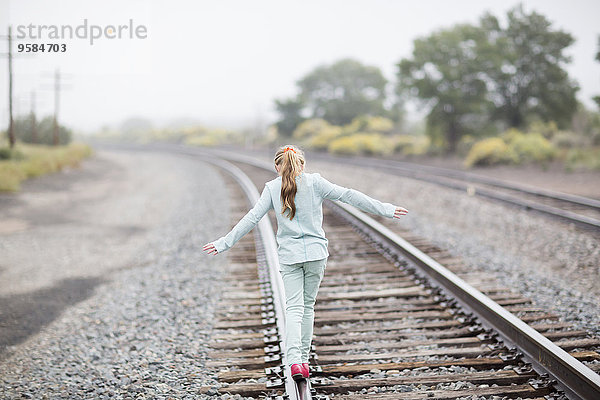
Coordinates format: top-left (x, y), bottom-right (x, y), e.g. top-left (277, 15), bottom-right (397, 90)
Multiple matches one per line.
top-left (203, 145), bottom-right (408, 381)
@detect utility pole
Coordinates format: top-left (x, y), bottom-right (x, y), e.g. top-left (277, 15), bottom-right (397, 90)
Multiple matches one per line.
top-left (40, 68), bottom-right (72, 146)
top-left (53, 69), bottom-right (60, 145)
top-left (7, 26), bottom-right (14, 148)
top-left (30, 90), bottom-right (37, 143)
top-left (1, 26), bottom-right (35, 148)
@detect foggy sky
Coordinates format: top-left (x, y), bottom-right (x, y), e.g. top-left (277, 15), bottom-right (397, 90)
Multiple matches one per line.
top-left (1, 0), bottom-right (599, 134)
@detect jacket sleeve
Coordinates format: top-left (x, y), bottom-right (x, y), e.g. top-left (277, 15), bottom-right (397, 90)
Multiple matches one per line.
top-left (315, 173), bottom-right (396, 218)
top-left (213, 184), bottom-right (274, 253)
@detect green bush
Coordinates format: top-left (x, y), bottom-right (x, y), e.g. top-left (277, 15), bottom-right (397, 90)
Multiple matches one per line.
top-left (91, 122), bottom-right (243, 146)
top-left (465, 130), bottom-right (557, 167)
top-left (506, 131), bottom-right (556, 164)
top-left (292, 119), bottom-right (333, 140)
top-left (406, 136), bottom-right (430, 156)
top-left (184, 128), bottom-right (243, 147)
top-left (308, 126), bottom-right (343, 150)
top-left (0, 147), bottom-right (25, 160)
top-left (328, 133), bottom-right (390, 156)
top-left (464, 137), bottom-right (515, 167)
top-left (10, 115), bottom-right (73, 145)
top-left (392, 135), bottom-right (429, 156)
top-left (328, 136), bottom-right (358, 155)
top-left (343, 116), bottom-right (394, 135)
top-left (393, 135), bottom-right (416, 153)
top-left (528, 120), bottom-right (558, 139)
top-left (185, 134), bottom-right (217, 147)
top-left (363, 116), bottom-right (394, 133)
top-left (0, 147), bottom-right (11, 160)
top-left (565, 148), bottom-right (600, 171)
top-left (552, 131), bottom-right (586, 149)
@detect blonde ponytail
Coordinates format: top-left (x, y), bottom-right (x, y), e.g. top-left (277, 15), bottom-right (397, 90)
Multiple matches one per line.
top-left (274, 145), bottom-right (305, 220)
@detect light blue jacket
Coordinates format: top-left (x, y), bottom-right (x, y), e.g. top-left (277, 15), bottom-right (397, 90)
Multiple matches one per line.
top-left (213, 172), bottom-right (397, 265)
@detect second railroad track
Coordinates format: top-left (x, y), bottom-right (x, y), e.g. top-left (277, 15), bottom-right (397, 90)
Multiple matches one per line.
top-left (124, 143), bottom-right (600, 400)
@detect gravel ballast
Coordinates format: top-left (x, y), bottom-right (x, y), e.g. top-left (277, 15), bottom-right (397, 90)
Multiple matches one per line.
top-left (2, 146), bottom-right (598, 398)
top-left (0, 148), bottom-right (234, 399)
top-left (306, 159), bottom-right (600, 338)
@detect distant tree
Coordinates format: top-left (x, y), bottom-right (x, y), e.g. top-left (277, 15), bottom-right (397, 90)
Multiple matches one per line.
top-left (397, 24), bottom-right (491, 152)
top-left (13, 115), bottom-right (72, 145)
top-left (481, 4), bottom-right (579, 128)
top-left (12, 116), bottom-right (33, 143)
top-left (387, 98), bottom-right (406, 128)
top-left (397, 4), bottom-right (580, 152)
top-left (297, 58), bottom-right (388, 126)
top-left (274, 97), bottom-right (305, 137)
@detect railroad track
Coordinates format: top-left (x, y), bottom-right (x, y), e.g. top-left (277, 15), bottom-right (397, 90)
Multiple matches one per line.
top-left (303, 153), bottom-right (600, 232)
top-left (107, 143), bottom-right (600, 399)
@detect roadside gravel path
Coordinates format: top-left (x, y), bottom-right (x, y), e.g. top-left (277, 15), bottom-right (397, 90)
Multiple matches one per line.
top-left (0, 147), bottom-right (234, 399)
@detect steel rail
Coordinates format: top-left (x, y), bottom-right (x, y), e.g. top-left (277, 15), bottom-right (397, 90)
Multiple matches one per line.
top-left (91, 142), bottom-right (311, 397)
top-left (310, 153), bottom-right (600, 209)
top-left (94, 143), bottom-right (313, 398)
top-left (184, 152), bottom-right (311, 399)
top-left (312, 154), bottom-right (600, 230)
top-left (95, 143), bottom-right (600, 399)
top-left (209, 148), bottom-right (600, 229)
top-left (203, 146), bottom-right (600, 400)
top-left (328, 200), bottom-right (600, 400)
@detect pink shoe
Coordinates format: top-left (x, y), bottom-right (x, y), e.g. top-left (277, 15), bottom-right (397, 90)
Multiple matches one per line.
top-left (302, 363), bottom-right (310, 378)
top-left (290, 364), bottom-right (305, 381)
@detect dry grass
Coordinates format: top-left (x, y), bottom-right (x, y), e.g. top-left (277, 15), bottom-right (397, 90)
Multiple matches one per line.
top-left (0, 140), bottom-right (94, 192)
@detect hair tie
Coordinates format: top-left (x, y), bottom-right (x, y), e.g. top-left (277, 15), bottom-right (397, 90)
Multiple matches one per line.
top-left (284, 146), bottom-right (296, 154)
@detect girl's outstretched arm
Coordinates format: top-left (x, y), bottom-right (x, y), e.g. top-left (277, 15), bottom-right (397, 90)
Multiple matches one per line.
top-left (316, 173), bottom-right (408, 219)
top-left (203, 185), bottom-right (273, 256)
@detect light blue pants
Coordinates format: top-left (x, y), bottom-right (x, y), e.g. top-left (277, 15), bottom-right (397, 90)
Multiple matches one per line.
top-left (279, 258), bottom-right (327, 365)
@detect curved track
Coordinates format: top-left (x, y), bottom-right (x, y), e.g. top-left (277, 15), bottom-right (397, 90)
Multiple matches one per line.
top-left (306, 153), bottom-right (600, 231)
top-left (125, 143), bottom-right (600, 400)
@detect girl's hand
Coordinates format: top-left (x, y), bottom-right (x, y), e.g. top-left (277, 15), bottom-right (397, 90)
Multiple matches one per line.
top-left (394, 206), bottom-right (408, 219)
top-left (203, 242), bottom-right (218, 256)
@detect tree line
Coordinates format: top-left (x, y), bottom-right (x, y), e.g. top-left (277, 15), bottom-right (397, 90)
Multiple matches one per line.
top-left (8, 114), bottom-right (73, 146)
top-left (275, 4), bottom-right (598, 153)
